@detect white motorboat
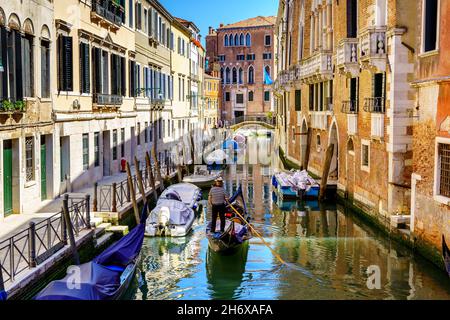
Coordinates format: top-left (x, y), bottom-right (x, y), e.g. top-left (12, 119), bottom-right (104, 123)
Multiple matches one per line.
top-left (145, 199), bottom-right (195, 237)
top-left (159, 183), bottom-right (202, 210)
top-left (205, 149), bottom-right (229, 165)
top-left (183, 167), bottom-right (222, 188)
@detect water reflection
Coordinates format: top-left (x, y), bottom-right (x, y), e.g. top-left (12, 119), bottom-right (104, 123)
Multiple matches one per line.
top-left (129, 133), bottom-right (450, 300)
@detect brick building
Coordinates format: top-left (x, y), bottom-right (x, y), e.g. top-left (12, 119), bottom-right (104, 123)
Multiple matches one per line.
top-left (275, 0), bottom-right (417, 237)
top-left (206, 16), bottom-right (276, 122)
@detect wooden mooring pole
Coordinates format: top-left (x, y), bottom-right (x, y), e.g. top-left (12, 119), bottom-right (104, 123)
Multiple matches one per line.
top-left (62, 194), bottom-right (80, 265)
top-left (303, 128), bottom-right (312, 170)
top-left (145, 151), bottom-right (158, 202)
top-left (151, 147), bottom-right (164, 192)
top-left (126, 162), bottom-right (140, 224)
top-left (134, 156), bottom-right (147, 206)
top-left (319, 144), bottom-right (334, 202)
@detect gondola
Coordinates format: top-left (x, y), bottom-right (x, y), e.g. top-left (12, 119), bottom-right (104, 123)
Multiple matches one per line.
top-left (35, 204), bottom-right (148, 300)
top-left (206, 185), bottom-right (252, 255)
top-left (443, 235), bottom-right (450, 277)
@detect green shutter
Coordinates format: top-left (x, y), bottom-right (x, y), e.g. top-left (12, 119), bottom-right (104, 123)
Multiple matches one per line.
top-left (41, 140), bottom-right (47, 200)
top-left (3, 141), bottom-right (13, 216)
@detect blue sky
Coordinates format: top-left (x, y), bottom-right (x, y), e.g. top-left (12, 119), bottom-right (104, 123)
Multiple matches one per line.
top-left (159, 0), bottom-right (279, 45)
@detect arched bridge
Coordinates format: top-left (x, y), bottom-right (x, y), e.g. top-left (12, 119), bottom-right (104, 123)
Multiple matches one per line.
top-left (229, 115), bottom-right (276, 131)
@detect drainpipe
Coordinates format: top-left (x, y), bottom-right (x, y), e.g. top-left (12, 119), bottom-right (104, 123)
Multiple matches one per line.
top-left (410, 173), bottom-right (422, 233)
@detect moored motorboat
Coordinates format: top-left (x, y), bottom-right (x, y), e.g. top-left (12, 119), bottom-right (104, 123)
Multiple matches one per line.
top-left (183, 166), bottom-right (223, 188)
top-left (160, 183), bottom-right (202, 210)
top-left (35, 204), bottom-right (148, 300)
top-left (272, 170), bottom-right (320, 200)
top-left (145, 199), bottom-right (195, 237)
top-left (443, 235), bottom-right (450, 277)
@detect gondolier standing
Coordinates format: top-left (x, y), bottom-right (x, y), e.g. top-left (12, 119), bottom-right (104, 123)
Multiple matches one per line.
top-left (208, 177), bottom-right (228, 234)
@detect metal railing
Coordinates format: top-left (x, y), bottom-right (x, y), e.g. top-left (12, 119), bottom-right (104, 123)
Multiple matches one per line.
top-left (93, 93), bottom-right (123, 106)
top-left (341, 100), bottom-right (359, 114)
top-left (91, 0), bottom-right (124, 26)
top-left (0, 197), bottom-right (90, 287)
top-left (364, 97), bottom-right (385, 113)
top-left (230, 115), bottom-right (276, 127)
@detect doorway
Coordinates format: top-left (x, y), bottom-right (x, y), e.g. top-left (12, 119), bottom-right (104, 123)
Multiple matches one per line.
top-left (60, 136), bottom-right (71, 194)
top-left (329, 122), bottom-right (339, 180)
top-left (103, 131), bottom-right (111, 177)
top-left (346, 138), bottom-right (355, 198)
top-left (3, 140), bottom-right (13, 216)
top-left (41, 136), bottom-right (47, 200)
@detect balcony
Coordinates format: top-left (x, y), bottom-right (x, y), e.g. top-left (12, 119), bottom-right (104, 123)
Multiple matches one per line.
top-left (336, 38), bottom-right (359, 77)
top-left (91, 0), bottom-right (124, 31)
top-left (363, 97), bottom-right (385, 113)
top-left (341, 100), bottom-right (359, 114)
top-left (359, 27), bottom-right (387, 72)
top-left (347, 114), bottom-right (358, 136)
top-left (310, 112), bottom-right (328, 131)
top-left (299, 51), bottom-right (333, 83)
top-left (93, 93), bottom-right (123, 108)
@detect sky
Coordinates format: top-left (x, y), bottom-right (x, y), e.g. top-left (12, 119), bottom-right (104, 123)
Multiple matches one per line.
top-left (159, 0), bottom-right (279, 45)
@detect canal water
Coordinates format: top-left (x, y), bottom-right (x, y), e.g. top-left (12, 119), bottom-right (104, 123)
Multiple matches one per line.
top-left (129, 132), bottom-right (450, 300)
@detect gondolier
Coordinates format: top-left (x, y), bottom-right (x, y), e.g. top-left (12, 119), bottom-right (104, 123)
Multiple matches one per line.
top-left (208, 177), bottom-right (228, 234)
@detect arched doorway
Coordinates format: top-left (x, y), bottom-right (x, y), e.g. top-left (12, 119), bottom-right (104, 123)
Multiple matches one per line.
top-left (329, 122), bottom-right (339, 180)
top-left (346, 138), bottom-right (355, 198)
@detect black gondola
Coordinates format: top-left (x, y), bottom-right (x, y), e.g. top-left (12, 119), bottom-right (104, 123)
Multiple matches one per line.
top-left (35, 204), bottom-right (148, 300)
top-left (442, 235), bottom-right (450, 277)
top-left (206, 185), bottom-right (252, 255)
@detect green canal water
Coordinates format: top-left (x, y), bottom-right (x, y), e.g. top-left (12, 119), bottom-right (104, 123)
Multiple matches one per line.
top-left (128, 134), bottom-right (450, 300)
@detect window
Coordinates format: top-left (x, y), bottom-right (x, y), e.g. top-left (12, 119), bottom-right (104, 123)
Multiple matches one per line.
top-left (237, 54), bottom-right (245, 61)
top-left (423, 0), bottom-right (439, 52)
top-left (238, 68), bottom-right (243, 84)
top-left (239, 34), bottom-right (244, 46)
top-left (120, 128), bottom-right (125, 158)
top-left (264, 91), bottom-right (270, 102)
top-left (263, 53), bottom-right (272, 60)
top-left (316, 134), bottom-right (321, 148)
top-left (82, 134), bottom-right (89, 171)
top-left (80, 42), bottom-right (90, 94)
top-left (236, 94), bottom-right (244, 104)
top-left (219, 55), bottom-right (225, 62)
top-left (224, 34), bottom-right (229, 47)
top-left (230, 34), bottom-right (234, 46)
top-left (58, 35), bottom-right (73, 91)
top-left (137, 123), bottom-right (141, 145)
top-left (94, 132), bottom-right (100, 167)
top-left (135, 2), bottom-right (142, 30)
top-left (248, 91), bottom-right (254, 102)
top-left (232, 68), bottom-right (237, 83)
top-left (247, 54), bottom-right (255, 61)
top-left (143, 9), bottom-right (148, 33)
top-left (25, 137), bottom-right (35, 182)
top-left (234, 34), bottom-right (239, 46)
top-left (246, 33), bottom-right (251, 46)
top-left (248, 66), bottom-right (254, 84)
top-left (347, 0), bottom-right (358, 38)
top-left (438, 142), bottom-right (450, 198)
top-left (362, 142), bottom-right (370, 170)
top-left (129, 0), bottom-right (133, 28)
top-left (21, 34), bottom-right (34, 98)
top-left (39, 40), bottom-right (50, 98)
top-left (113, 129), bottom-right (118, 161)
top-left (225, 92), bottom-right (230, 101)
top-left (347, 138), bottom-right (354, 154)
top-left (225, 67), bottom-right (231, 84)
top-left (295, 90), bottom-right (301, 111)
top-left (265, 35), bottom-right (271, 46)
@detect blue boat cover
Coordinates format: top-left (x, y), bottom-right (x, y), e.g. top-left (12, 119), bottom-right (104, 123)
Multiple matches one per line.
top-left (0, 290), bottom-right (7, 301)
top-left (229, 185), bottom-right (247, 214)
top-left (35, 203), bottom-right (148, 300)
top-left (223, 140), bottom-right (238, 150)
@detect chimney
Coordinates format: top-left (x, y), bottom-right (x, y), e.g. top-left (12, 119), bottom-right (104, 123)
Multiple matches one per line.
top-left (219, 23), bottom-right (224, 28)
top-left (209, 26), bottom-right (213, 34)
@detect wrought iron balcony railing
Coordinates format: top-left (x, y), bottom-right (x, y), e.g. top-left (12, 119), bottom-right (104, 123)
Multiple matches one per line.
top-left (364, 97), bottom-right (385, 113)
top-left (91, 0), bottom-right (124, 27)
top-left (93, 93), bottom-right (123, 106)
top-left (341, 100), bottom-right (359, 114)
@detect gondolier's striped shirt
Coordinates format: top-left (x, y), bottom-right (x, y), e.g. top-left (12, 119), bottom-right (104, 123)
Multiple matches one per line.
top-left (209, 186), bottom-right (227, 205)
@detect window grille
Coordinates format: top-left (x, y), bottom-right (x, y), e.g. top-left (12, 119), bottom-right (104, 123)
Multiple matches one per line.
top-left (439, 143), bottom-right (450, 198)
top-left (25, 137), bottom-right (34, 182)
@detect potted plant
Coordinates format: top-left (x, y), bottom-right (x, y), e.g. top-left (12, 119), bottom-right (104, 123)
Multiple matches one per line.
top-left (14, 100), bottom-right (25, 112)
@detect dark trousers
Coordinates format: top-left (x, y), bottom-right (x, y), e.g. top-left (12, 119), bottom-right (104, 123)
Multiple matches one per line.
top-left (211, 204), bottom-right (226, 233)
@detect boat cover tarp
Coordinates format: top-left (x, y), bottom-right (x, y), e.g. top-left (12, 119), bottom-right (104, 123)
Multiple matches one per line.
top-left (35, 203), bottom-right (148, 300)
top-left (206, 149), bottom-right (228, 164)
top-left (35, 262), bottom-right (121, 300)
top-left (274, 170), bottom-right (318, 191)
top-left (149, 199), bottom-right (193, 225)
top-left (223, 140), bottom-right (238, 150)
top-left (161, 183), bottom-right (200, 206)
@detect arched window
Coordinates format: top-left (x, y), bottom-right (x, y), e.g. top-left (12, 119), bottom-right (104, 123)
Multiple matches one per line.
top-left (238, 68), bottom-right (243, 84)
top-left (248, 91), bottom-right (254, 101)
top-left (220, 68), bottom-right (224, 83)
top-left (248, 66), bottom-right (254, 84)
top-left (225, 67), bottom-right (231, 84)
top-left (230, 34), bottom-right (234, 46)
top-left (232, 68), bottom-right (237, 84)
top-left (239, 33), bottom-right (244, 46)
top-left (234, 34), bottom-right (239, 46)
top-left (347, 138), bottom-right (354, 153)
top-left (224, 34), bottom-right (229, 47)
top-left (265, 65), bottom-right (271, 77)
top-left (245, 33), bottom-right (251, 46)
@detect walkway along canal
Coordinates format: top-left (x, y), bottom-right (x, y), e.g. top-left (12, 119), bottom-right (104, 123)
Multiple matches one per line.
top-left (128, 132), bottom-right (450, 300)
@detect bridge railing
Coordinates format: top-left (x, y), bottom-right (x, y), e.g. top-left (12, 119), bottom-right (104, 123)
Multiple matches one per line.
top-left (230, 115), bottom-right (276, 127)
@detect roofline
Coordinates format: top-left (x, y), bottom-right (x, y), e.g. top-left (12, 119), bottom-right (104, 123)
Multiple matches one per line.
top-left (149, 0), bottom-right (174, 22)
top-left (174, 17), bottom-right (200, 33)
top-left (172, 18), bottom-right (192, 37)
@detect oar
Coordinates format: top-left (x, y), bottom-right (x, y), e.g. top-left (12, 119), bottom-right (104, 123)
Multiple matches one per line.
top-left (226, 200), bottom-right (321, 281)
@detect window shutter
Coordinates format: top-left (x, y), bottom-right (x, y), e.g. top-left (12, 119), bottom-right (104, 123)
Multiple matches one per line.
top-left (80, 43), bottom-right (90, 94)
top-left (0, 27), bottom-right (8, 99)
top-left (121, 56), bottom-right (126, 96)
top-left (111, 54), bottom-right (116, 95)
top-left (58, 36), bottom-right (64, 92)
top-left (58, 36), bottom-right (73, 92)
top-left (15, 31), bottom-right (23, 99)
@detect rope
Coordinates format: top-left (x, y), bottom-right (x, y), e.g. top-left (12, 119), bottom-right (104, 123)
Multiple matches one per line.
top-left (226, 201), bottom-right (287, 266)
